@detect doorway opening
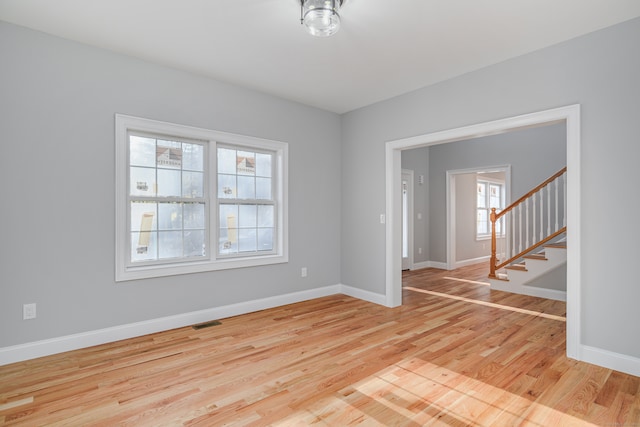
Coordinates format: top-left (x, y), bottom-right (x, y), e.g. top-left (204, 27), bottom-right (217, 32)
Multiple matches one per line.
top-left (385, 105), bottom-right (581, 360)
top-left (446, 165), bottom-right (511, 270)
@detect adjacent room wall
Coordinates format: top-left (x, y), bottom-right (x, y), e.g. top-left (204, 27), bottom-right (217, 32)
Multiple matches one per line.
top-left (400, 147), bottom-right (429, 265)
top-left (454, 172), bottom-right (503, 263)
top-left (341, 17), bottom-right (640, 361)
top-left (400, 123), bottom-right (565, 268)
top-left (0, 21), bottom-right (342, 349)
top-left (429, 123), bottom-right (566, 264)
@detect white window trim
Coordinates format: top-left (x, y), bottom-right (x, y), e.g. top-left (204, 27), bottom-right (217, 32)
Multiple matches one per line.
top-left (115, 114), bottom-right (288, 282)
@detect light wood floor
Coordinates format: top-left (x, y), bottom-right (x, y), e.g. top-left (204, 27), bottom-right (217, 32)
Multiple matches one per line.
top-left (1, 264), bottom-right (639, 426)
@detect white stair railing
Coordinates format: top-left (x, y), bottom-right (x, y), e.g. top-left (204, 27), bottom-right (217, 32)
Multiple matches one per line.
top-left (489, 167), bottom-right (567, 278)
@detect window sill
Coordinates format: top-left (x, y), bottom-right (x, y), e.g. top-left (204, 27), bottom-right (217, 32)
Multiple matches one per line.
top-left (116, 253), bottom-right (288, 282)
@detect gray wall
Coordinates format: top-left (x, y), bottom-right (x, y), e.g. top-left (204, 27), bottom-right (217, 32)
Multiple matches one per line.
top-left (455, 173), bottom-right (481, 261)
top-left (342, 17), bottom-right (640, 358)
top-left (401, 147), bottom-right (429, 264)
top-left (0, 22), bottom-right (342, 347)
top-left (429, 123), bottom-right (566, 263)
top-left (526, 264), bottom-right (567, 292)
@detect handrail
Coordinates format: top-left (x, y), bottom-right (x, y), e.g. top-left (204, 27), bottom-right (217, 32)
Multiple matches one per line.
top-left (489, 167), bottom-right (567, 278)
top-left (492, 227), bottom-right (565, 272)
top-left (494, 167), bottom-right (567, 222)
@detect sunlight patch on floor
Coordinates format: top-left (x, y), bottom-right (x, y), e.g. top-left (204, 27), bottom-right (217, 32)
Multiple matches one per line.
top-left (403, 287), bottom-right (566, 322)
top-left (274, 359), bottom-right (593, 426)
top-left (443, 276), bottom-right (491, 286)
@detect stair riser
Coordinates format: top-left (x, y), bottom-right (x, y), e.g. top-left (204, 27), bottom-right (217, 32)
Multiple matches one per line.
top-left (489, 246), bottom-right (567, 301)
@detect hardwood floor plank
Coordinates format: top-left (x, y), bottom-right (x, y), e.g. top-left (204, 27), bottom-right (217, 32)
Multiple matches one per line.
top-left (1, 264), bottom-right (639, 425)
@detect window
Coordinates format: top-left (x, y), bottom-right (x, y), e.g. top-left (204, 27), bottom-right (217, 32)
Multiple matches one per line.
top-left (217, 146), bottom-right (275, 256)
top-left (116, 115), bottom-right (288, 281)
top-left (476, 179), bottom-right (505, 239)
top-left (128, 134), bottom-right (208, 264)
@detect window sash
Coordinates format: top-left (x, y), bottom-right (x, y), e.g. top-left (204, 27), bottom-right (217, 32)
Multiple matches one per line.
top-left (215, 145), bottom-right (277, 258)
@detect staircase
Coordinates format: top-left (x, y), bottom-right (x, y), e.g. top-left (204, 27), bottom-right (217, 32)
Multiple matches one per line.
top-left (487, 167), bottom-right (567, 301)
top-left (489, 239), bottom-right (567, 301)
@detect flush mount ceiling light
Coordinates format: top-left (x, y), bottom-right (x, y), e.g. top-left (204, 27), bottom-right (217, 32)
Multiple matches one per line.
top-left (300, 0), bottom-right (344, 37)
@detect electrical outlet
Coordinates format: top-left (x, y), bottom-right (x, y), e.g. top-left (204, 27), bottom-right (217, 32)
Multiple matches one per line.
top-left (23, 303), bottom-right (36, 320)
top-left (301, 267), bottom-right (308, 278)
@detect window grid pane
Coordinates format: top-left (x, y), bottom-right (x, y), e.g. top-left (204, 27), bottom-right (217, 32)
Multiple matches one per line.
top-left (128, 132), bottom-right (207, 265)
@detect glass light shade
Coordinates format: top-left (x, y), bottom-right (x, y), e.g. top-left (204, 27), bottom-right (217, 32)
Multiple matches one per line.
top-left (302, 0), bottom-right (341, 37)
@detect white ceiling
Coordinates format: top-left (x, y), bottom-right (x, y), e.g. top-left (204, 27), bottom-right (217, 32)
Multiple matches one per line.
top-left (2, 0), bottom-right (640, 113)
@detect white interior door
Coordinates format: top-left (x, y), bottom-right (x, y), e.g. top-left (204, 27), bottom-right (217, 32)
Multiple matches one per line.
top-left (402, 170), bottom-right (414, 270)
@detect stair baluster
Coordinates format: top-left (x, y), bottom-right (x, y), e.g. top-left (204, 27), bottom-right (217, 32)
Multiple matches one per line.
top-left (489, 167), bottom-right (567, 278)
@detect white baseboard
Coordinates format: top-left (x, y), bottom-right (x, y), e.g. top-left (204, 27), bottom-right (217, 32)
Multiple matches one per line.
top-left (412, 261), bottom-right (448, 270)
top-left (0, 285), bottom-right (341, 367)
top-left (428, 261), bottom-right (449, 270)
top-left (580, 344), bottom-right (640, 377)
top-left (340, 284), bottom-right (386, 306)
top-left (453, 256), bottom-right (489, 269)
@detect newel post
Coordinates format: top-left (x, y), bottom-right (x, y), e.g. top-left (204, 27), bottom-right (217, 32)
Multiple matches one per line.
top-left (489, 208), bottom-right (497, 278)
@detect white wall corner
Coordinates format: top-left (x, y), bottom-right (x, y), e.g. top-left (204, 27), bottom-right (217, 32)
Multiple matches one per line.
top-left (428, 261), bottom-right (449, 270)
top-left (412, 261), bottom-right (432, 270)
top-left (340, 284), bottom-right (387, 306)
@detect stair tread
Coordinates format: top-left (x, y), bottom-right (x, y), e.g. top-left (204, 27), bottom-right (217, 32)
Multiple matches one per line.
top-left (505, 264), bottom-right (527, 271)
top-left (545, 242), bottom-right (567, 249)
top-left (524, 253), bottom-right (547, 260)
